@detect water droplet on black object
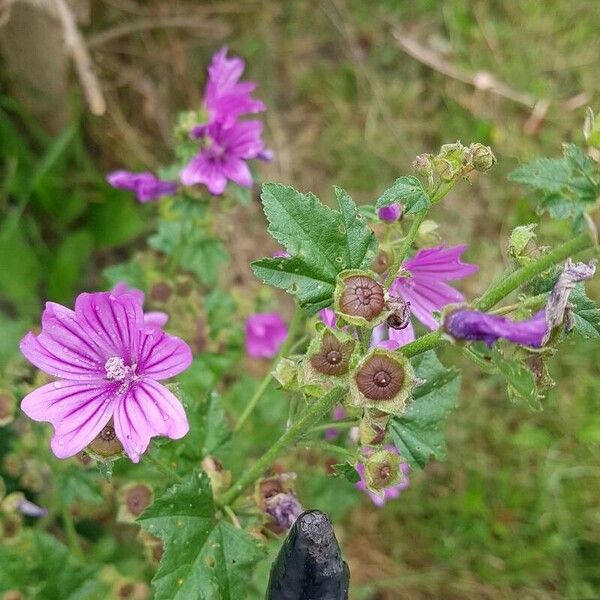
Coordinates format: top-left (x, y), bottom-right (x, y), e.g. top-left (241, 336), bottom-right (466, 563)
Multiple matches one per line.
top-left (265, 510), bottom-right (349, 599)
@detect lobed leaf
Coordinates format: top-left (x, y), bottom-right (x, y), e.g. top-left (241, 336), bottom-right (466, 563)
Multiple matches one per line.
top-left (375, 175), bottom-right (431, 214)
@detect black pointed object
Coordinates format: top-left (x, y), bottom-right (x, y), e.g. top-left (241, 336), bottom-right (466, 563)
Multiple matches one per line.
top-left (265, 510), bottom-right (350, 600)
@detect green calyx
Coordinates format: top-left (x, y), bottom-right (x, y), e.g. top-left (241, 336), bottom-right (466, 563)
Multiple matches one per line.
top-left (363, 449), bottom-right (403, 494)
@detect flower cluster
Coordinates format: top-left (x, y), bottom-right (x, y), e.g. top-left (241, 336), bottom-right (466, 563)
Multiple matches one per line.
top-left (107, 47), bottom-right (270, 200)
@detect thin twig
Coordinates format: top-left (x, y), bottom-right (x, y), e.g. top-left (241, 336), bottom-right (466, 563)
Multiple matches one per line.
top-left (52, 0), bottom-right (106, 115)
top-left (392, 27), bottom-right (537, 109)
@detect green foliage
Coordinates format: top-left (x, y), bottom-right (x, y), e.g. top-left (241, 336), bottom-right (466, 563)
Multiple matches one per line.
top-left (491, 348), bottom-right (542, 410)
top-left (138, 472), bottom-right (266, 600)
top-left (251, 183), bottom-right (377, 313)
top-left (375, 176), bottom-right (431, 214)
top-left (389, 351), bottom-right (461, 469)
top-left (0, 530), bottom-right (106, 599)
top-left (331, 461), bottom-right (361, 483)
top-left (570, 284), bottom-right (600, 338)
top-left (509, 144), bottom-right (600, 229)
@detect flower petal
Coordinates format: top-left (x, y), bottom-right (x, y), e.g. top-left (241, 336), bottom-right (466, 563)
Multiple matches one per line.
top-left (388, 320), bottom-right (416, 347)
top-left (75, 292), bottom-right (144, 364)
top-left (137, 328), bottom-right (192, 380)
top-left (143, 311), bottom-right (169, 330)
top-left (403, 244), bottom-right (478, 281)
top-left (221, 158), bottom-right (253, 188)
top-left (21, 380), bottom-right (116, 459)
top-left (114, 380), bottom-right (189, 462)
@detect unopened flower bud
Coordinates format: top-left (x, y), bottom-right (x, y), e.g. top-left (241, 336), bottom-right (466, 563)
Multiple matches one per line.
top-left (412, 153), bottom-right (433, 175)
top-left (372, 250), bottom-right (391, 274)
top-left (377, 203), bottom-right (402, 223)
top-left (334, 270), bottom-right (386, 326)
top-left (86, 420), bottom-right (124, 460)
top-left (386, 296), bottom-right (411, 330)
top-left (358, 409), bottom-right (389, 445)
top-left (416, 219), bottom-right (440, 247)
top-left (0, 391), bottom-right (15, 426)
top-left (265, 493), bottom-right (304, 532)
top-left (350, 348), bottom-right (417, 415)
top-left (118, 483), bottom-right (153, 522)
top-left (469, 143), bottom-right (496, 172)
top-left (364, 449), bottom-right (403, 493)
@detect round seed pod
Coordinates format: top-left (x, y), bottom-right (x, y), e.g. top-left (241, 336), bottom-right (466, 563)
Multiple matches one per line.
top-left (310, 331), bottom-right (354, 376)
top-left (121, 483), bottom-right (153, 520)
top-left (355, 354), bottom-right (404, 401)
top-left (87, 420), bottom-right (124, 459)
top-left (334, 270), bottom-right (386, 326)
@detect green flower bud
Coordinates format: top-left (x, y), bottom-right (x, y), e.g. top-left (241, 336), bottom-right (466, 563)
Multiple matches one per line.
top-left (363, 449), bottom-right (403, 493)
top-left (372, 249), bottom-right (392, 275)
top-left (350, 348), bottom-right (417, 416)
top-left (416, 219), bottom-right (440, 247)
top-left (469, 143), bottom-right (496, 172)
top-left (334, 270), bottom-right (387, 327)
top-left (358, 409), bottom-right (390, 445)
top-left (273, 357), bottom-right (299, 390)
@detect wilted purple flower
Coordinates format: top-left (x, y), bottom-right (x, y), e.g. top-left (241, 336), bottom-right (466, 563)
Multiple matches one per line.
top-left (18, 498), bottom-right (48, 518)
top-left (390, 244), bottom-right (478, 335)
top-left (355, 446), bottom-right (410, 507)
top-left (19, 291), bottom-right (192, 462)
top-left (245, 313), bottom-right (288, 359)
top-left (112, 282), bottom-right (168, 330)
top-left (204, 46), bottom-right (266, 127)
top-left (445, 309), bottom-right (548, 347)
top-left (106, 171), bottom-right (177, 203)
top-left (319, 308), bottom-right (337, 328)
top-left (377, 204), bottom-right (402, 223)
top-left (444, 258), bottom-right (596, 348)
top-left (181, 120), bottom-right (266, 195)
top-left (265, 492), bottom-right (303, 531)
top-left (324, 406), bottom-right (347, 441)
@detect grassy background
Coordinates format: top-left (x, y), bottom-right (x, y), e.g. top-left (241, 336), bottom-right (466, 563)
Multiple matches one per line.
top-left (1, 1), bottom-right (599, 598)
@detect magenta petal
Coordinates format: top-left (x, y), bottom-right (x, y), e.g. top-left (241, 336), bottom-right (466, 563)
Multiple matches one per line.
top-left (388, 320), bottom-right (416, 346)
top-left (137, 328), bottom-right (192, 380)
top-left (245, 313), bottom-right (288, 359)
top-left (143, 311), bottom-right (169, 330)
top-left (20, 303), bottom-right (106, 380)
top-left (114, 380), bottom-right (189, 462)
top-left (21, 380), bottom-right (116, 459)
top-left (221, 158), bottom-right (253, 188)
top-left (403, 245), bottom-right (478, 281)
top-left (112, 282), bottom-right (145, 307)
top-left (75, 292), bottom-right (144, 364)
top-left (318, 308), bottom-right (337, 328)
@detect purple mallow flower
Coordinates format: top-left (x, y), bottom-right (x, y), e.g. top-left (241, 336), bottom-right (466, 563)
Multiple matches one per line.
top-left (377, 203), bottom-right (402, 223)
top-left (204, 46), bottom-right (266, 127)
top-left (355, 446), bottom-right (410, 507)
top-left (19, 291), bottom-right (192, 462)
top-left (181, 120), bottom-right (266, 195)
top-left (245, 312), bottom-right (288, 359)
top-left (106, 171), bottom-right (177, 203)
top-left (390, 244), bottom-right (478, 336)
top-left (112, 282), bottom-right (168, 330)
top-left (444, 309), bottom-right (548, 347)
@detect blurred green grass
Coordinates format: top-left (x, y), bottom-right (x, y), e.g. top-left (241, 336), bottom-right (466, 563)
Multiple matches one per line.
top-left (1, 1), bottom-right (599, 598)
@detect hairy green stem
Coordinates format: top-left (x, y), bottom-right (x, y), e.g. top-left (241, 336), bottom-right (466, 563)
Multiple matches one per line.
top-left (306, 418), bottom-right (359, 434)
top-left (218, 386), bottom-right (347, 507)
top-left (235, 307), bottom-right (304, 432)
top-left (299, 440), bottom-right (356, 460)
top-left (475, 233), bottom-right (591, 311)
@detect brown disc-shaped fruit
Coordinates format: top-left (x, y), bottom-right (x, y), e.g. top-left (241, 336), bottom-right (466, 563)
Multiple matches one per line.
top-left (339, 276), bottom-right (385, 321)
top-left (310, 332), bottom-right (354, 376)
top-left (355, 354), bottom-right (404, 401)
top-left (87, 420), bottom-right (124, 457)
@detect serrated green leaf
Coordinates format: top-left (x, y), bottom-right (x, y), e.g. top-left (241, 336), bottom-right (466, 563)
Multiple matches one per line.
top-left (375, 176), bottom-right (431, 214)
top-left (509, 143), bottom-right (600, 228)
top-left (252, 183), bottom-right (377, 313)
top-left (103, 260), bottom-right (146, 290)
top-left (569, 284), bottom-right (600, 339)
top-left (389, 351), bottom-right (460, 469)
top-left (491, 348), bottom-right (541, 410)
top-left (138, 472), bottom-right (266, 600)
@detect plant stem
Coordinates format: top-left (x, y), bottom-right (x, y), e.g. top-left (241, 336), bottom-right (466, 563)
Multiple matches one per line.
top-left (306, 418), bottom-right (359, 434)
top-left (400, 232), bottom-right (594, 360)
top-left (475, 233), bottom-right (591, 311)
top-left (299, 440), bottom-right (356, 461)
top-left (234, 306), bottom-right (304, 432)
top-left (62, 507), bottom-right (84, 560)
top-left (489, 292), bottom-right (548, 316)
top-left (217, 386), bottom-right (347, 507)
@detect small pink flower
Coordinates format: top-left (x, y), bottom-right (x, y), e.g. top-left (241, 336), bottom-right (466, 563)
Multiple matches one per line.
top-left (355, 446), bottom-right (410, 507)
top-left (245, 313), bottom-right (288, 359)
top-left (20, 291), bottom-right (192, 462)
top-left (106, 171), bottom-right (177, 203)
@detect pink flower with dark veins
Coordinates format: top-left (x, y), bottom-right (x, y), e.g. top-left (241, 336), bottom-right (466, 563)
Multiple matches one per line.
top-left (112, 282), bottom-right (168, 330)
top-left (19, 291), bottom-right (192, 462)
